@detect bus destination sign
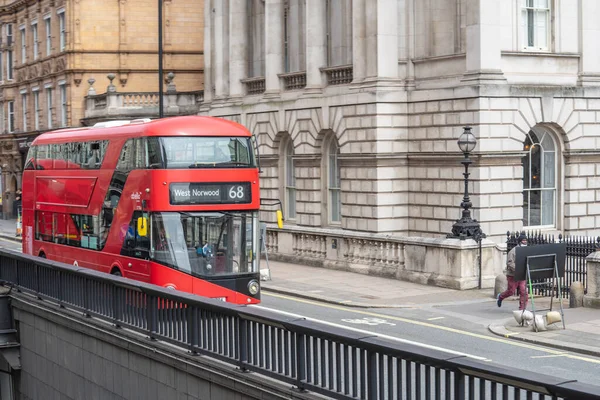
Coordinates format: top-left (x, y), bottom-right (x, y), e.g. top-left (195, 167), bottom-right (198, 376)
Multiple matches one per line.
top-left (170, 182), bottom-right (252, 205)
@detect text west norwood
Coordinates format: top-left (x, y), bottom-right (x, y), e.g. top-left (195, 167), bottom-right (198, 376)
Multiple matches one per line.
top-left (173, 188), bottom-right (220, 197)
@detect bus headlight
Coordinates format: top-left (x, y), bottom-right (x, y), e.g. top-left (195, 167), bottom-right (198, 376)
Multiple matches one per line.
top-left (248, 280), bottom-right (259, 295)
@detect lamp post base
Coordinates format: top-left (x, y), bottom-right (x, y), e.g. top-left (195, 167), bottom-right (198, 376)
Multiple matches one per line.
top-left (447, 218), bottom-right (486, 241)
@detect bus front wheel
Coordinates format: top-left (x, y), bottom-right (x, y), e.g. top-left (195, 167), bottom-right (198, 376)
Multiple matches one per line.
top-left (110, 268), bottom-right (122, 277)
top-left (38, 252), bottom-right (46, 259)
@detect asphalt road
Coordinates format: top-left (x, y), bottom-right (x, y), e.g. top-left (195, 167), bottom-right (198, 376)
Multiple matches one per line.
top-left (255, 291), bottom-right (600, 386)
top-left (0, 238), bottom-right (22, 252)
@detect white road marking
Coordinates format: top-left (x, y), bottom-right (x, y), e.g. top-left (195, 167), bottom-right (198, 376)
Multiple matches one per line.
top-left (252, 305), bottom-right (489, 361)
top-left (427, 317), bottom-right (445, 321)
top-left (530, 353), bottom-right (568, 359)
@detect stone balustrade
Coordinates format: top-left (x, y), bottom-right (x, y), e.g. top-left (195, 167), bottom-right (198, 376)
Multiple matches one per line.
top-left (83, 90), bottom-right (203, 125)
top-left (265, 224), bottom-right (504, 290)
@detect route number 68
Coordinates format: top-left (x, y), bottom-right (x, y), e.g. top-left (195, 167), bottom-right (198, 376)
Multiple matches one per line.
top-left (228, 186), bottom-right (245, 199)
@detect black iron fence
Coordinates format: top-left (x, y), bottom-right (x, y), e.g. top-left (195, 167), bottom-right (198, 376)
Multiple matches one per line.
top-left (507, 231), bottom-right (600, 298)
top-left (1, 249), bottom-right (599, 400)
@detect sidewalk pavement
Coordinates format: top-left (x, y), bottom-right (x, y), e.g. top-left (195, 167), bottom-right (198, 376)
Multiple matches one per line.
top-left (262, 260), bottom-right (600, 358)
top-left (0, 218), bottom-right (21, 243)
top-left (0, 217), bottom-right (597, 358)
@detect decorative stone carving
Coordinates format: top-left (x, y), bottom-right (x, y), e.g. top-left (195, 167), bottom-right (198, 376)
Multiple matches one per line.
top-left (87, 78), bottom-right (96, 95)
top-left (119, 72), bottom-right (128, 87)
top-left (55, 57), bottom-right (66, 72)
top-left (107, 73), bottom-right (117, 93)
top-left (74, 73), bottom-right (82, 87)
top-left (41, 61), bottom-right (51, 76)
top-left (28, 65), bottom-right (38, 80)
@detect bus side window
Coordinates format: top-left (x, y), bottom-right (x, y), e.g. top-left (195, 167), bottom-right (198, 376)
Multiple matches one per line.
top-left (120, 211), bottom-right (150, 259)
top-left (36, 144), bottom-right (50, 170)
top-left (68, 142), bottom-right (83, 169)
top-left (24, 145), bottom-right (36, 170)
top-left (53, 144), bottom-right (68, 169)
top-left (80, 215), bottom-right (100, 250)
top-left (146, 137), bottom-right (163, 168)
top-left (117, 139), bottom-right (135, 172)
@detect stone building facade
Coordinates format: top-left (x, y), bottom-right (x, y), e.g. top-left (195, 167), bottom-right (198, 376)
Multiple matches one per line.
top-left (200, 0), bottom-right (600, 246)
top-left (0, 0), bottom-right (204, 218)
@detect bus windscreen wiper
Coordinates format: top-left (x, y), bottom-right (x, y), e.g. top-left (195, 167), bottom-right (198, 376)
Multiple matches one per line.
top-left (213, 161), bottom-right (250, 167)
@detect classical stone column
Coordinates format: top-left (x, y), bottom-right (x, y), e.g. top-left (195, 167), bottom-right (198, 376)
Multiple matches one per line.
top-left (365, 0), bottom-right (398, 81)
top-left (264, 0), bottom-right (284, 94)
top-left (578, 0), bottom-right (600, 85)
top-left (584, 251), bottom-right (600, 308)
top-left (202, 0), bottom-right (213, 103)
top-left (214, 0), bottom-right (230, 98)
top-left (462, 0), bottom-right (506, 84)
top-left (229, 0), bottom-right (248, 97)
top-left (305, 0), bottom-right (327, 90)
top-left (351, 0), bottom-right (366, 82)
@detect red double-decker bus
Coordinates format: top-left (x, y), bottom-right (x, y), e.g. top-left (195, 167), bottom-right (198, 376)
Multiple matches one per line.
top-left (21, 116), bottom-right (276, 305)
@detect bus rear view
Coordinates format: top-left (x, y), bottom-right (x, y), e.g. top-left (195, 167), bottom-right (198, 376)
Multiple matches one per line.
top-left (22, 116), bottom-right (266, 304)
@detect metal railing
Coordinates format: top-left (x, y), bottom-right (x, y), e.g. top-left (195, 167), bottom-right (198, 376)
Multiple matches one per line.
top-left (507, 231), bottom-right (600, 298)
top-left (0, 249), bottom-right (598, 400)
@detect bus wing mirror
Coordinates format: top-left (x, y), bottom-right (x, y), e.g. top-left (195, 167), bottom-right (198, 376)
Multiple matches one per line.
top-left (276, 210), bottom-right (284, 229)
top-left (137, 217), bottom-right (148, 237)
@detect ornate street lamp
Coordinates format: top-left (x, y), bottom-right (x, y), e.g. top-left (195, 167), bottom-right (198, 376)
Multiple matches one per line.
top-left (448, 127), bottom-right (486, 240)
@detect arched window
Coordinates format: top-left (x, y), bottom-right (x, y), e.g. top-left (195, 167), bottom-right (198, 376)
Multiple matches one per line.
top-left (523, 128), bottom-right (556, 227)
top-left (284, 140), bottom-right (296, 219)
top-left (328, 140), bottom-right (341, 223)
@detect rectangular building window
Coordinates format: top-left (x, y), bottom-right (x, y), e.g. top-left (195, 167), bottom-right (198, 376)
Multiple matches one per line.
top-left (0, 102), bottom-right (4, 133)
top-left (59, 84), bottom-right (67, 127)
top-left (58, 11), bottom-right (65, 51)
top-left (46, 88), bottom-right (53, 128)
top-left (6, 24), bottom-right (12, 47)
top-left (0, 52), bottom-right (3, 81)
top-left (45, 17), bottom-right (51, 56)
top-left (7, 50), bottom-right (13, 80)
top-left (19, 26), bottom-right (25, 64)
top-left (33, 91), bottom-right (40, 130)
top-left (32, 23), bottom-right (38, 60)
top-left (8, 101), bottom-right (14, 133)
top-left (521, 0), bottom-right (549, 50)
top-left (22, 93), bottom-right (27, 131)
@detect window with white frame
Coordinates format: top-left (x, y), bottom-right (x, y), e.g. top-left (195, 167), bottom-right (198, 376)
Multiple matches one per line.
top-left (284, 140), bottom-right (296, 219)
top-left (7, 101), bottom-right (14, 133)
top-left (21, 93), bottom-right (27, 131)
top-left (33, 90), bottom-right (40, 130)
top-left (521, 0), bottom-right (550, 50)
top-left (6, 50), bottom-right (13, 80)
top-left (522, 128), bottom-right (556, 227)
top-left (328, 139), bottom-right (341, 223)
top-left (32, 22), bottom-right (38, 60)
top-left (46, 88), bottom-right (53, 128)
top-left (58, 10), bottom-right (66, 51)
top-left (45, 17), bottom-right (51, 56)
top-left (0, 52), bottom-right (3, 81)
top-left (6, 24), bottom-right (12, 47)
top-left (59, 83), bottom-right (67, 127)
top-left (19, 26), bottom-right (25, 64)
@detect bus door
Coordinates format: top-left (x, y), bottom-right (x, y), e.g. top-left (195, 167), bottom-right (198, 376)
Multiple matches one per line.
top-left (119, 211), bottom-right (151, 281)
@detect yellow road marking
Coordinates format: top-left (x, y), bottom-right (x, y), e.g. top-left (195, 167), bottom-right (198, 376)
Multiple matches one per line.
top-left (263, 291), bottom-right (600, 364)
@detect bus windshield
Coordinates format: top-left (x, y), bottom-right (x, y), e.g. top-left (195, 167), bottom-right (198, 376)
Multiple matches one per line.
top-left (151, 211), bottom-right (257, 277)
top-left (156, 137), bottom-right (255, 168)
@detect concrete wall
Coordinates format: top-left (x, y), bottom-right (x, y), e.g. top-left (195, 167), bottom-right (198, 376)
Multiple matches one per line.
top-left (10, 296), bottom-right (320, 400)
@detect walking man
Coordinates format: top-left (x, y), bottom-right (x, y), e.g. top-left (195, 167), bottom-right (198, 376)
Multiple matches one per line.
top-left (497, 233), bottom-right (529, 310)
